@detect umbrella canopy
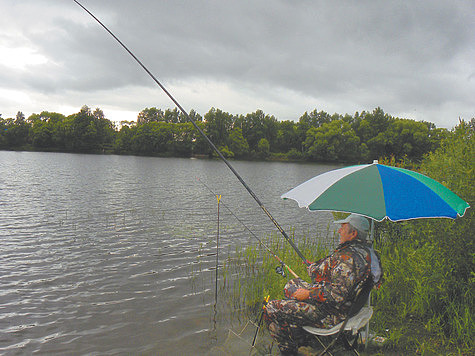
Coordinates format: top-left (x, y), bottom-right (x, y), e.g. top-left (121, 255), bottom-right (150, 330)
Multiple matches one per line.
top-left (281, 162), bottom-right (470, 222)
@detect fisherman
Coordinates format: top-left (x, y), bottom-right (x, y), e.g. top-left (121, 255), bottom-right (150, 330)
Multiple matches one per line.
top-left (263, 213), bottom-right (382, 355)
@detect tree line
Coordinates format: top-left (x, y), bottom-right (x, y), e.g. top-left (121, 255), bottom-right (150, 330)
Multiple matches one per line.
top-left (0, 105), bottom-right (449, 163)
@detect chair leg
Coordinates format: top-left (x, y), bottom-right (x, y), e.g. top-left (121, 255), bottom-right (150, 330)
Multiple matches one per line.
top-left (314, 336), bottom-right (327, 350)
top-left (341, 332), bottom-right (361, 356)
top-left (317, 337), bottom-right (338, 356)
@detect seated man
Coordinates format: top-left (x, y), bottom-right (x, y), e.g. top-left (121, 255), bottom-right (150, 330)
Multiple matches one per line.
top-left (264, 214), bottom-right (382, 354)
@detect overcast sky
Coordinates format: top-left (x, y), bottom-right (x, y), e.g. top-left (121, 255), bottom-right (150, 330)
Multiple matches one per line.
top-left (1, 0), bottom-right (473, 128)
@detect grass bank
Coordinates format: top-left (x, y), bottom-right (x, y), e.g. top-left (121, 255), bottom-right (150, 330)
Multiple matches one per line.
top-left (219, 120), bottom-right (474, 354)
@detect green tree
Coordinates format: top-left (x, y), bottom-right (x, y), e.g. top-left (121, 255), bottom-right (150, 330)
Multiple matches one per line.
top-left (189, 121), bottom-right (208, 155)
top-left (93, 108), bottom-right (116, 150)
top-left (354, 107), bottom-right (392, 159)
top-left (296, 110), bottom-right (334, 154)
top-left (180, 109), bottom-right (203, 124)
top-left (298, 109), bottom-right (333, 129)
top-left (28, 111), bottom-right (65, 149)
top-left (241, 110), bottom-right (278, 152)
top-left (228, 127), bottom-right (249, 158)
top-left (164, 108), bottom-right (180, 123)
top-left (66, 106), bottom-right (116, 152)
top-left (114, 125), bottom-right (134, 153)
top-left (275, 120), bottom-right (299, 153)
top-left (0, 117), bottom-right (8, 148)
top-left (216, 145), bottom-right (234, 158)
top-left (170, 122), bottom-right (195, 156)
top-left (137, 107), bottom-right (164, 124)
top-left (3, 111), bottom-right (31, 147)
top-left (204, 108), bottom-right (234, 154)
top-left (53, 116), bottom-right (75, 150)
top-left (257, 138), bottom-right (270, 158)
top-left (371, 119), bottom-right (442, 161)
top-left (131, 122), bottom-right (161, 154)
top-left (137, 107), bottom-right (203, 125)
top-left (304, 119), bottom-right (360, 162)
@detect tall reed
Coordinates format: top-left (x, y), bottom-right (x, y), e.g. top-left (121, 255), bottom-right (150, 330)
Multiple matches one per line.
top-left (219, 229), bottom-right (330, 320)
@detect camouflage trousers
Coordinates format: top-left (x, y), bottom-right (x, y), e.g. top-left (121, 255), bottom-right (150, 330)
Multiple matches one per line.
top-left (263, 278), bottom-right (330, 354)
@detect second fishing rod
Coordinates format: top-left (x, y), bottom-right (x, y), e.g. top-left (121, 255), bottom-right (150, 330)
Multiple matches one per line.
top-left (197, 178), bottom-right (300, 279)
top-left (73, 0), bottom-right (309, 266)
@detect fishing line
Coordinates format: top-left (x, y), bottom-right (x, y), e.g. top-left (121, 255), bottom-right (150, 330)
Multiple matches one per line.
top-left (197, 178), bottom-right (299, 279)
top-left (73, 0), bottom-right (308, 265)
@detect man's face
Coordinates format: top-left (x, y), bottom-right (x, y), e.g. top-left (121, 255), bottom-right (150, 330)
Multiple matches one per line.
top-left (338, 223), bottom-right (357, 244)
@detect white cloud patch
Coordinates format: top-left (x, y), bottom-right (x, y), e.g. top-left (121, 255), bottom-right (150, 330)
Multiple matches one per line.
top-left (0, 46), bottom-right (49, 70)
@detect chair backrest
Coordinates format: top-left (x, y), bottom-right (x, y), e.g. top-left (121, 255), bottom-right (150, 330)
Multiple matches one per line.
top-left (347, 277), bottom-right (373, 318)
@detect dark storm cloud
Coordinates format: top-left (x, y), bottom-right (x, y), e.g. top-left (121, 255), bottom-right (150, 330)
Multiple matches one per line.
top-left (1, 0), bottom-right (473, 126)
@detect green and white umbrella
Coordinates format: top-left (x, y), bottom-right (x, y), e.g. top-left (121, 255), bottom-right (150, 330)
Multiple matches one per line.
top-left (281, 162), bottom-right (470, 222)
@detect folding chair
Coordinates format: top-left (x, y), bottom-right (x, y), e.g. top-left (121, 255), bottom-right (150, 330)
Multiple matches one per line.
top-left (303, 278), bottom-right (374, 356)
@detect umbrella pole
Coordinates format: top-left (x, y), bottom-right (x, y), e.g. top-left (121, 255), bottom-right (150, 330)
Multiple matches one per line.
top-left (364, 219), bottom-right (375, 349)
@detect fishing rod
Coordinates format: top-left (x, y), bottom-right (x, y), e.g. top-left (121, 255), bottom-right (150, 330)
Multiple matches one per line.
top-left (73, 0), bottom-right (309, 266)
top-left (197, 178), bottom-right (299, 279)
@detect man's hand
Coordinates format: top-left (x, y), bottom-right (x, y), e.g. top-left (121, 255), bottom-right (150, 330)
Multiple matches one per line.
top-left (291, 288), bottom-right (310, 301)
top-left (307, 264), bottom-right (314, 275)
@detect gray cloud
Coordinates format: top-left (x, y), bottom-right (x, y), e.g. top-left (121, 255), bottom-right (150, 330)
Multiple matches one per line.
top-left (1, 0), bottom-right (473, 127)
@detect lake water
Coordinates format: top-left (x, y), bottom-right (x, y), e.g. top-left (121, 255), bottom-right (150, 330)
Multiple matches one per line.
top-left (0, 151), bottom-right (341, 355)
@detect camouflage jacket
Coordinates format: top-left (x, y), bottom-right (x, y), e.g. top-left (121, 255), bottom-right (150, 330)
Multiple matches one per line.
top-left (284, 238), bottom-right (376, 316)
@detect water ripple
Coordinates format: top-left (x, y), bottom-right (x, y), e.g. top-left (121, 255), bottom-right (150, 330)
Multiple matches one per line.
top-left (0, 151), bottom-right (338, 354)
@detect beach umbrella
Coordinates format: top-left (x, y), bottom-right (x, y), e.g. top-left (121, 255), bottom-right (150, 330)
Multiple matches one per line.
top-left (281, 161), bottom-right (470, 222)
top-left (281, 160), bottom-right (471, 347)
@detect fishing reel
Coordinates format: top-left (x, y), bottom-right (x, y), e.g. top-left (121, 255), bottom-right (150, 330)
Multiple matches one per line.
top-left (275, 263), bottom-right (286, 277)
